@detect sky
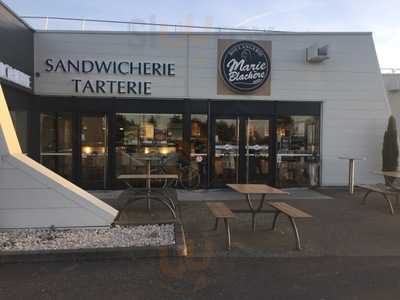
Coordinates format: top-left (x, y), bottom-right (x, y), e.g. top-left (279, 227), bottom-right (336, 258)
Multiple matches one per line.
top-left (4, 0), bottom-right (400, 69)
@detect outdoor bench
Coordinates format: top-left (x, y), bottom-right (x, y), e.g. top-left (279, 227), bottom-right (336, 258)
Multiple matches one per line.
top-left (357, 183), bottom-right (399, 215)
top-left (269, 202), bottom-right (312, 250)
top-left (207, 202), bottom-right (236, 251)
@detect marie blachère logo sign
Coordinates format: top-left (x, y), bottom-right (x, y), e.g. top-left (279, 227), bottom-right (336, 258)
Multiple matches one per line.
top-left (218, 40), bottom-right (271, 95)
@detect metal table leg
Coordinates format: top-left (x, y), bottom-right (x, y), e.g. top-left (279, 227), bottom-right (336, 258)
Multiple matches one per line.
top-left (349, 158), bottom-right (355, 194)
top-left (214, 218), bottom-right (219, 231)
top-left (245, 194), bottom-right (256, 232)
top-left (122, 185), bottom-right (177, 219)
top-left (224, 218), bottom-right (231, 251)
top-left (271, 210), bottom-right (281, 230)
top-left (131, 194), bottom-right (177, 218)
top-left (143, 187), bottom-right (176, 211)
top-left (230, 194), bottom-right (273, 232)
top-left (339, 156), bottom-right (366, 194)
top-left (289, 217), bottom-right (302, 250)
top-left (246, 194), bottom-right (266, 232)
top-left (146, 160), bottom-right (151, 211)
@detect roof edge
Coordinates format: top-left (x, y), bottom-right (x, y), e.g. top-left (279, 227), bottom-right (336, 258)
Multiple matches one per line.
top-left (33, 30), bottom-right (373, 36)
top-left (0, 0), bottom-right (34, 31)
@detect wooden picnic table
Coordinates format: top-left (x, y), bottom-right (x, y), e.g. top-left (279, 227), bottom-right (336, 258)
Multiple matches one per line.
top-left (227, 184), bottom-right (288, 232)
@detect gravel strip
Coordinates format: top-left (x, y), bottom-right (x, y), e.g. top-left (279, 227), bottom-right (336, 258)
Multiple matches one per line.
top-left (0, 224), bottom-right (175, 252)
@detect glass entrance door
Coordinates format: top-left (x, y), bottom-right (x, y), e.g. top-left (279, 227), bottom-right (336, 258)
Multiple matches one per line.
top-left (246, 118), bottom-right (271, 184)
top-left (40, 112), bottom-right (73, 181)
top-left (213, 118), bottom-right (239, 185)
top-left (212, 116), bottom-right (272, 186)
top-left (80, 115), bottom-right (107, 189)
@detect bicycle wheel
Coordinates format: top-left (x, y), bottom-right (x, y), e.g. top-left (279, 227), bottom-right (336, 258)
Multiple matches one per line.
top-left (179, 166), bottom-right (201, 190)
top-left (149, 167), bottom-right (166, 188)
top-left (151, 166), bottom-right (178, 188)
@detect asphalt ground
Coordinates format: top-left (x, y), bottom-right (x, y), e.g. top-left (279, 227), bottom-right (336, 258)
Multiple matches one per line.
top-left (1, 256), bottom-right (400, 299)
top-left (117, 188), bottom-right (400, 257)
top-left (2, 188), bottom-right (400, 299)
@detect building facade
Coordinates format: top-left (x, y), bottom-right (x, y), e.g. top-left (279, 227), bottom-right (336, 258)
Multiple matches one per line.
top-left (1, 2), bottom-right (391, 190)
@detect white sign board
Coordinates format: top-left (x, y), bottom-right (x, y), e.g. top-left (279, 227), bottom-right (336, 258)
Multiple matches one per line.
top-left (0, 61), bottom-right (31, 89)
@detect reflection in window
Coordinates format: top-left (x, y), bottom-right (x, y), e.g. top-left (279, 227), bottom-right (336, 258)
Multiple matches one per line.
top-left (277, 116), bottom-right (320, 187)
top-left (247, 119), bottom-right (270, 184)
top-left (191, 114), bottom-right (208, 186)
top-left (81, 115), bottom-right (107, 189)
top-left (10, 110), bottom-right (28, 153)
top-left (214, 119), bottom-right (239, 185)
top-left (115, 113), bottom-right (183, 176)
top-left (40, 113), bottom-right (73, 180)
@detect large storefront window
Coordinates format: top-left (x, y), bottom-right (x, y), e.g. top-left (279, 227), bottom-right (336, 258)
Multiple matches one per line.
top-left (40, 113), bottom-right (73, 180)
top-left (10, 110), bottom-right (28, 153)
top-left (34, 101), bottom-right (320, 189)
top-left (276, 116), bottom-right (320, 187)
top-left (191, 114), bottom-right (208, 187)
top-left (115, 113), bottom-right (183, 176)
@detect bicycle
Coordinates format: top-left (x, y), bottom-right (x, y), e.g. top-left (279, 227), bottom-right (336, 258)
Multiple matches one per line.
top-left (151, 154), bottom-right (201, 190)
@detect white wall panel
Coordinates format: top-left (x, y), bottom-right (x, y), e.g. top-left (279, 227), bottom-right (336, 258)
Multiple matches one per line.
top-left (0, 168), bottom-right (44, 189)
top-left (0, 208), bottom-right (107, 228)
top-left (0, 189), bottom-right (79, 209)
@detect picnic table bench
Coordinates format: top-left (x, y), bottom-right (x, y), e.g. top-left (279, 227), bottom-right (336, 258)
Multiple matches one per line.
top-left (207, 202), bottom-right (236, 250)
top-left (269, 202), bottom-right (312, 250)
top-left (357, 183), bottom-right (399, 215)
top-left (207, 200), bottom-right (312, 251)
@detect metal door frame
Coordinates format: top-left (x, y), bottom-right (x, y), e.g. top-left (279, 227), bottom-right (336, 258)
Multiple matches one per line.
top-left (244, 116), bottom-right (274, 185)
top-left (210, 113), bottom-right (275, 187)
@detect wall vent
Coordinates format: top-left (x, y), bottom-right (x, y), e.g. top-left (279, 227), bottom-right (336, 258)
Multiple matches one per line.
top-left (306, 44), bottom-right (330, 63)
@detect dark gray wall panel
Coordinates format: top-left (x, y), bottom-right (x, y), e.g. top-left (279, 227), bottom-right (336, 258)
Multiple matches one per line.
top-left (2, 84), bottom-right (32, 109)
top-left (0, 2), bottom-right (34, 76)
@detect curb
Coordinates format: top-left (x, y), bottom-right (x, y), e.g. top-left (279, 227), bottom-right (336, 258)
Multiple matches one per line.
top-left (0, 223), bottom-right (187, 264)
